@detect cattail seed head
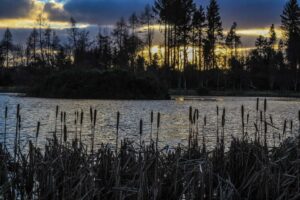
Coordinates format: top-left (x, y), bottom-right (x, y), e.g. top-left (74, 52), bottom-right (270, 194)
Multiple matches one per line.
top-left (64, 112), bottom-right (66, 123)
top-left (90, 107), bottom-right (93, 123)
top-left (93, 110), bottom-right (97, 126)
top-left (55, 105), bottom-right (59, 118)
top-left (241, 105), bottom-right (244, 121)
top-left (80, 110), bottom-right (84, 125)
top-left (5, 106), bottom-right (7, 119)
top-left (16, 104), bottom-right (20, 118)
top-left (256, 98), bottom-right (259, 111)
top-left (157, 112), bottom-right (161, 128)
top-left (283, 120), bottom-right (287, 134)
top-left (189, 106), bottom-right (192, 123)
top-left (63, 125), bottom-right (67, 142)
top-left (18, 115), bottom-right (21, 129)
top-left (36, 121), bottom-right (40, 139)
top-left (117, 111), bottom-right (120, 129)
top-left (139, 119), bottom-right (143, 135)
top-left (264, 99), bottom-right (267, 112)
top-left (151, 111), bottom-right (153, 124)
top-left (260, 111), bottom-right (263, 122)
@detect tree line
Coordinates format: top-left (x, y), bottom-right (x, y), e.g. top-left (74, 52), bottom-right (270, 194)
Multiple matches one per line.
top-left (0, 0), bottom-right (300, 92)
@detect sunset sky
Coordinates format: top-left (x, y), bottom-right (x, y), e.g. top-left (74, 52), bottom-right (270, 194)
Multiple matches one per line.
top-left (0, 0), bottom-right (289, 47)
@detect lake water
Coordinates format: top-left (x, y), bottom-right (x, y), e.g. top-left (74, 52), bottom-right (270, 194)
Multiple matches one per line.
top-left (0, 93), bottom-right (299, 150)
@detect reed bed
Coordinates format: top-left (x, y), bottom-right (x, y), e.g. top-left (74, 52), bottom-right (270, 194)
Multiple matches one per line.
top-left (1, 99), bottom-right (300, 200)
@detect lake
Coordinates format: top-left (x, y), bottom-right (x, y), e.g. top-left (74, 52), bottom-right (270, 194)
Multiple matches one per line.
top-left (0, 93), bottom-right (299, 150)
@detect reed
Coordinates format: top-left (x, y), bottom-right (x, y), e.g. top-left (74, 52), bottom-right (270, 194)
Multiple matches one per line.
top-left (1, 101), bottom-right (300, 200)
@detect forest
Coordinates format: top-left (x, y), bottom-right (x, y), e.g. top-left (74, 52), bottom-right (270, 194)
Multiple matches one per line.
top-left (0, 0), bottom-right (300, 97)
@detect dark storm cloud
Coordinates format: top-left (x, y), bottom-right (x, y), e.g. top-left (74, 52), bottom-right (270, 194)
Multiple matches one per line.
top-left (60, 0), bottom-right (287, 28)
top-left (63, 0), bottom-right (148, 25)
top-left (217, 0), bottom-right (285, 28)
top-left (0, 0), bottom-right (34, 19)
top-left (44, 2), bottom-right (70, 21)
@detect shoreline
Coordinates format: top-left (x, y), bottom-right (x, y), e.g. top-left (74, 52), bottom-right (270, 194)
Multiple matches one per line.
top-left (1, 87), bottom-right (300, 99)
top-left (169, 89), bottom-right (300, 98)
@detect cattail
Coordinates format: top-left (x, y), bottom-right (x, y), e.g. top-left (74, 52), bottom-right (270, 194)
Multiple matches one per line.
top-left (260, 111), bottom-right (263, 123)
top-left (157, 112), bottom-right (161, 129)
top-left (189, 106), bottom-right (193, 124)
top-left (264, 120), bottom-right (267, 147)
top-left (140, 119), bottom-right (143, 135)
top-left (4, 106), bottom-right (8, 146)
top-left (264, 99), bottom-right (267, 113)
top-left (156, 112), bottom-right (161, 151)
top-left (79, 110), bottom-right (84, 143)
top-left (93, 109), bottom-right (97, 126)
top-left (256, 98), bottom-right (259, 111)
top-left (298, 110), bottom-right (300, 122)
top-left (117, 112), bottom-right (120, 131)
top-left (139, 119), bottom-right (143, 147)
top-left (254, 123), bottom-right (258, 141)
top-left (5, 106), bottom-right (7, 119)
top-left (74, 111), bottom-right (77, 125)
top-left (290, 120), bottom-right (293, 134)
top-left (36, 121), bottom-right (40, 147)
top-left (247, 113), bottom-right (249, 124)
top-left (283, 120), bottom-right (287, 137)
top-left (217, 106), bottom-right (219, 116)
top-left (151, 111), bottom-right (154, 124)
top-left (55, 105), bottom-right (59, 119)
top-left (269, 115), bottom-right (273, 125)
top-left (16, 104), bottom-right (20, 118)
top-left (204, 116), bottom-right (207, 126)
top-left (193, 109), bottom-right (197, 124)
top-left (241, 105), bottom-right (244, 121)
top-left (150, 111), bottom-right (153, 141)
top-left (63, 124), bottom-right (67, 143)
top-left (64, 112), bottom-right (66, 123)
top-left (116, 111), bottom-right (120, 154)
top-left (90, 107), bottom-right (93, 123)
top-left (222, 108), bottom-right (226, 127)
top-left (80, 110), bottom-right (84, 125)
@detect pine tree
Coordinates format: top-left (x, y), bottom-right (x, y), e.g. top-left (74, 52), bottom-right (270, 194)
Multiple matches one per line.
top-left (205, 0), bottom-right (223, 70)
top-left (141, 4), bottom-right (155, 63)
top-left (225, 22), bottom-right (241, 59)
top-left (1, 28), bottom-right (13, 68)
top-left (192, 6), bottom-right (206, 70)
top-left (281, 0), bottom-right (300, 90)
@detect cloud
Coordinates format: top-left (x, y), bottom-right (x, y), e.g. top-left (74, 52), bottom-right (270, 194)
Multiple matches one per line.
top-left (0, 0), bottom-right (36, 19)
top-left (44, 2), bottom-right (70, 22)
top-left (63, 0), bottom-right (148, 25)
top-left (215, 0), bottom-right (285, 28)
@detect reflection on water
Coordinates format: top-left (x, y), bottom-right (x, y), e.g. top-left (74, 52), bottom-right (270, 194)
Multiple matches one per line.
top-left (0, 93), bottom-right (299, 150)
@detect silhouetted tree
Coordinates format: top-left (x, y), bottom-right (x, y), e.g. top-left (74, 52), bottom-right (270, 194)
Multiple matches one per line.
top-left (281, 0), bottom-right (300, 91)
top-left (141, 4), bottom-right (155, 63)
top-left (225, 22), bottom-right (241, 60)
top-left (36, 14), bottom-right (47, 64)
top-left (192, 5), bottom-right (206, 70)
top-left (205, 0), bottom-right (223, 70)
top-left (26, 28), bottom-right (38, 66)
top-left (1, 28), bottom-right (14, 68)
top-left (68, 17), bottom-right (79, 63)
